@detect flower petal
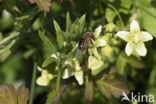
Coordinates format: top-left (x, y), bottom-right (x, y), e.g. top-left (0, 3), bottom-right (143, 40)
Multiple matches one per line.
top-left (116, 31), bottom-right (129, 41)
top-left (51, 53), bottom-right (59, 60)
top-left (90, 47), bottom-right (101, 59)
top-left (94, 25), bottom-right (102, 38)
top-left (125, 42), bottom-right (134, 56)
top-left (95, 38), bottom-right (106, 47)
top-left (62, 68), bottom-right (73, 79)
top-left (74, 60), bottom-right (81, 71)
top-left (141, 32), bottom-right (153, 42)
top-left (130, 20), bottom-right (140, 32)
top-left (88, 56), bottom-right (103, 70)
top-left (36, 77), bottom-right (49, 86)
top-left (74, 70), bottom-right (83, 85)
top-left (36, 70), bottom-right (53, 86)
top-left (135, 42), bottom-right (147, 56)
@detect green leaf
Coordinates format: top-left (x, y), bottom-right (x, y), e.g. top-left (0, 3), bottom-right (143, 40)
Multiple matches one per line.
top-left (17, 85), bottom-right (29, 104)
top-left (78, 14), bottom-right (86, 34)
top-left (70, 15), bottom-right (86, 39)
top-left (46, 90), bottom-right (57, 104)
top-left (53, 20), bottom-right (64, 49)
top-left (0, 32), bottom-right (2, 41)
top-left (96, 79), bottom-right (129, 99)
top-left (0, 32), bottom-right (20, 45)
top-left (42, 57), bottom-right (55, 68)
top-left (38, 31), bottom-right (57, 55)
top-left (116, 52), bottom-right (127, 75)
top-left (122, 52), bottom-right (144, 69)
top-left (66, 12), bottom-right (71, 32)
top-left (0, 84), bottom-right (17, 104)
top-left (79, 14), bottom-right (86, 25)
top-left (137, 1), bottom-right (156, 37)
top-left (84, 81), bottom-right (94, 101)
top-left (91, 63), bottom-right (109, 76)
top-left (148, 65), bottom-right (156, 86)
top-left (120, 0), bottom-right (132, 9)
top-left (0, 50), bottom-right (11, 62)
top-left (106, 7), bottom-right (116, 22)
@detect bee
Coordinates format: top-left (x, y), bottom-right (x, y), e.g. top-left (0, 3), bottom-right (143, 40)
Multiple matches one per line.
top-left (78, 32), bottom-right (95, 50)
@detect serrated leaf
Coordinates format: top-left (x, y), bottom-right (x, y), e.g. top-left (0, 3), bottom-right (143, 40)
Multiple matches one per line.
top-left (96, 79), bottom-right (129, 99)
top-left (42, 57), bottom-right (55, 68)
top-left (46, 90), bottom-right (57, 104)
top-left (84, 81), bottom-right (94, 101)
top-left (0, 84), bottom-right (17, 104)
top-left (38, 31), bottom-right (57, 55)
top-left (17, 85), bottom-right (29, 104)
top-left (53, 20), bottom-right (64, 49)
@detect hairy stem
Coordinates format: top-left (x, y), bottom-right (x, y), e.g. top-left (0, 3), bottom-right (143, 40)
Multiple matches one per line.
top-left (29, 62), bottom-right (37, 104)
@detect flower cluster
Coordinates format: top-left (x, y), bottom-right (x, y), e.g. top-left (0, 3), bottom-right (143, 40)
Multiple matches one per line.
top-left (36, 19), bottom-right (153, 87)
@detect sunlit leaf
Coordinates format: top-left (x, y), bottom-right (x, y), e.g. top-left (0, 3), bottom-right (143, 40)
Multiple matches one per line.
top-left (53, 20), bottom-right (64, 49)
top-left (66, 12), bottom-right (71, 32)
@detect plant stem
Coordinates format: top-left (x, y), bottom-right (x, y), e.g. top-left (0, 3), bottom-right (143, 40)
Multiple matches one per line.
top-left (56, 68), bottom-right (61, 92)
top-left (29, 62), bottom-right (37, 104)
top-left (56, 66), bottom-right (61, 104)
top-left (108, 4), bottom-right (125, 28)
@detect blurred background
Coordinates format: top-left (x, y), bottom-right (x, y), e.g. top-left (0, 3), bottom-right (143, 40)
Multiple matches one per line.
top-left (0, 0), bottom-right (156, 103)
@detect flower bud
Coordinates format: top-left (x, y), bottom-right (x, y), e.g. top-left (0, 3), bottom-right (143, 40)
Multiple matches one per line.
top-left (105, 23), bottom-right (115, 32)
top-left (101, 45), bottom-right (113, 57)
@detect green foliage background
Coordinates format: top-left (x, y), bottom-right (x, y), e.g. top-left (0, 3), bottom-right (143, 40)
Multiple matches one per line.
top-left (0, 0), bottom-right (156, 104)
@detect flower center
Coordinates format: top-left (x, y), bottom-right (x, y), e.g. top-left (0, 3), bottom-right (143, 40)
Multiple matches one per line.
top-left (133, 35), bottom-right (140, 43)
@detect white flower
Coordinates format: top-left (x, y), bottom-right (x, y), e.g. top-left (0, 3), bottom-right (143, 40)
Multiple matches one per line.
top-left (62, 58), bottom-right (84, 85)
top-left (36, 70), bottom-right (53, 86)
top-left (74, 70), bottom-right (83, 85)
top-left (62, 68), bottom-right (73, 79)
top-left (116, 20), bottom-right (153, 56)
top-left (94, 25), bottom-right (102, 38)
top-left (88, 56), bottom-right (103, 70)
top-left (88, 25), bottom-right (106, 59)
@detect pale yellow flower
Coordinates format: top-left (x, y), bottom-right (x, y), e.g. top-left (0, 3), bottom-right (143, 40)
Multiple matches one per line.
top-left (36, 70), bottom-right (53, 86)
top-left (116, 20), bottom-right (153, 56)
